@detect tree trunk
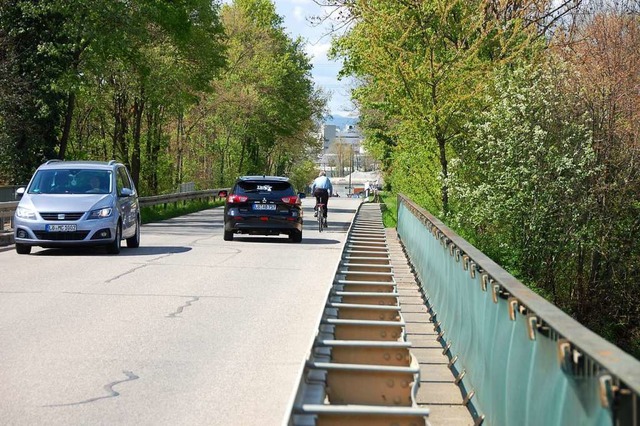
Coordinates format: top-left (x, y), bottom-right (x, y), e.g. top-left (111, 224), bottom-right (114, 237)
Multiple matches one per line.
top-left (175, 112), bottom-right (184, 187)
top-left (145, 108), bottom-right (162, 194)
top-left (218, 130), bottom-right (232, 187)
top-left (58, 92), bottom-right (75, 160)
top-left (131, 94), bottom-right (144, 190)
top-left (437, 133), bottom-right (449, 213)
top-left (238, 135), bottom-right (248, 175)
top-left (112, 88), bottom-right (129, 162)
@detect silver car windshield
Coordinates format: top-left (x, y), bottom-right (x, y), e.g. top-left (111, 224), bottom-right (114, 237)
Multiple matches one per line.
top-left (28, 169), bottom-right (112, 195)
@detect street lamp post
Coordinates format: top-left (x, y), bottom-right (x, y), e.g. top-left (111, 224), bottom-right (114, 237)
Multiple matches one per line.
top-left (348, 149), bottom-right (353, 196)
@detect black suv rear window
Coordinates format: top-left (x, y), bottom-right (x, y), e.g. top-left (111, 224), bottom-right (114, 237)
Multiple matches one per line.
top-left (235, 181), bottom-right (294, 196)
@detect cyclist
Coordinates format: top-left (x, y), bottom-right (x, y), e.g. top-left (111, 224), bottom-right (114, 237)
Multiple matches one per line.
top-left (311, 170), bottom-right (333, 222)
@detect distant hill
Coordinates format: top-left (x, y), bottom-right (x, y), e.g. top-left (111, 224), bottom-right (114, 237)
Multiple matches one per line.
top-left (325, 114), bottom-right (359, 130)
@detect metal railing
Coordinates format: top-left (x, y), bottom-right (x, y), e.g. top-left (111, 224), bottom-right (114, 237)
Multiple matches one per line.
top-left (0, 201), bottom-right (18, 234)
top-left (137, 188), bottom-right (228, 208)
top-left (0, 188), bottom-right (229, 244)
top-left (0, 185), bottom-right (22, 202)
top-left (397, 194), bottom-right (639, 425)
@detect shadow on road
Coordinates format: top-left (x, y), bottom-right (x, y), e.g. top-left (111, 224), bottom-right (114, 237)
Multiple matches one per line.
top-left (33, 246), bottom-right (192, 256)
top-left (301, 238), bottom-right (341, 245)
top-left (231, 236), bottom-right (341, 245)
top-left (117, 246), bottom-right (192, 256)
top-left (302, 207), bottom-right (358, 215)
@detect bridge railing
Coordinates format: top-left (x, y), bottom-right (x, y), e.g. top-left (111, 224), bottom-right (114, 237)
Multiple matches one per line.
top-left (397, 194), bottom-right (639, 425)
top-left (0, 188), bottom-right (229, 243)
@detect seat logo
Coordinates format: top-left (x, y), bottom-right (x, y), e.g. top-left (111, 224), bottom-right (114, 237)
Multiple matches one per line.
top-left (58, 214), bottom-right (65, 220)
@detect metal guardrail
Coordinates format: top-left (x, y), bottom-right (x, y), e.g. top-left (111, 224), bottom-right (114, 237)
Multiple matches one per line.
top-left (137, 188), bottom-right (228, 208)
top-left (0, 188), bottom-right (229, 244)
top-left (397, 193), bottom-right (640, 425)
top-left (0, 201), bottom-right (18, 234)
top-left (0, 185), bottom-right (22, 202)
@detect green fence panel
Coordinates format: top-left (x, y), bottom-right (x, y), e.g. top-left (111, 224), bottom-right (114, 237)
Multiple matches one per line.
top-left (397, 195), bottom-right (638, 425)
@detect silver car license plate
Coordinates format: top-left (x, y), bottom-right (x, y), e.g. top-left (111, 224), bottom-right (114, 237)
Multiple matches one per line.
top-left (46, 224), bottom-right (77, 232)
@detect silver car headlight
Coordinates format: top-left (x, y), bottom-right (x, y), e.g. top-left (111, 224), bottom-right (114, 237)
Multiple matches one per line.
top-left (16, 207), bottom-right (36, 220)
top-left (88, 207), bottom-right (113, 219)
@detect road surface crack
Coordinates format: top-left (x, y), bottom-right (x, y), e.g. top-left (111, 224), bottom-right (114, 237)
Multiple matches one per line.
top-left (104, 265), bottom-right (148, 283)
top-left (44, 370), bottom-right (139, 407)
top-left (166, 296), bottom-right (200, 318)
top-left (103, 253), bottom-right (174, 283)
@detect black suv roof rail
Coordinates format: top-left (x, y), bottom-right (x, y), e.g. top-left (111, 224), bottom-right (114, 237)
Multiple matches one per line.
top-left (45, 159), bottom-right (62, 165)
top-left (108, 160), bottom-right (118, 165)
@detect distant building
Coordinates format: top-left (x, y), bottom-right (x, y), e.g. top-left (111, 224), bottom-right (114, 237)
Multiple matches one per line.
top-left (322, 125), bottom-right (337, 152)
top-left (321, 124), bottom-right (363, 149)
top-left (317, 124), bottom-right (366, 176)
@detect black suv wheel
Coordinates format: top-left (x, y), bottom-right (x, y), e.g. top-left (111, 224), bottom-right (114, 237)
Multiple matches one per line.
top-left (290, 230), bottom-right (302, 243)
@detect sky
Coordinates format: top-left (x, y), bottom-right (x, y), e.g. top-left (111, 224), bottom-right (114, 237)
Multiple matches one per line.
top-left (221, 0), bottom-right (357, 118)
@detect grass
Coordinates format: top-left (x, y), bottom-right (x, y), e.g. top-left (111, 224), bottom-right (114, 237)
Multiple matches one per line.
top-left (141, 199), bottom-right (225, 224)
top-left (377, 191), bottom-right (398, 228)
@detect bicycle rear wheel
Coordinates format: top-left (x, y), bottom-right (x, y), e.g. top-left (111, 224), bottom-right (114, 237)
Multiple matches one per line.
top-left (318, 206), bottom-right (324, 232)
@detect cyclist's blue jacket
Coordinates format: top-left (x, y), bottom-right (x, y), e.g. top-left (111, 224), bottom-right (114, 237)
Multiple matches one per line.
top-left (311, 176), bottom-right (333, 193)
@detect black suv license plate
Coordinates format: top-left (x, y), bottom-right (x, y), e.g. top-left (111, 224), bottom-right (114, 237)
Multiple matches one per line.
top-left (252, 204), bottom-right (276, 211)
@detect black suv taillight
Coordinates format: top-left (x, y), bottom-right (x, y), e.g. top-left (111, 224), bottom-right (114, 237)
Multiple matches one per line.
top-left (281, 196), bottom-right (299, 205)
top-left (227, 194), bottom-right (248, 203)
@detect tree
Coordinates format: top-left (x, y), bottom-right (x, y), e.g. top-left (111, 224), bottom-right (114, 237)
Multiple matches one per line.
top-left (0, 0), bottom-right (227, 191)
top-left (0, 1), bottom-right (70, 183)
top-left (450, 63), bottom-right (595, 298)
top-left (550, 7), bottom-right (640, 355)
top-left (182, 0), bottom-right (326, 188)
top-left (289, 159), bottom-right (318, 193)
top-left (327, 0), bottom-right (580, 213)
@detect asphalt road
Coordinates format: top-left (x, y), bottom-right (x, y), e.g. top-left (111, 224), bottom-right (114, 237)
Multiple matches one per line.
top-left (0, 197), bottom-right (361, 425)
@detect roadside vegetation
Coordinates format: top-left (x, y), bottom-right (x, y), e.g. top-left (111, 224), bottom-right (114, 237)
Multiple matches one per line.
top-left (0, 0), bottom-right (326, 194)
top-left (326, 0), bottom-right (640, 357)
top-left (378, 192), bottom-right (397, 229)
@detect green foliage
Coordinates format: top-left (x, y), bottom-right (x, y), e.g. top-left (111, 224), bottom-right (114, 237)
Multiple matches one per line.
top-left (0, 0), bottom-right (228, 189)
top-left (184, 0), bottom-right (325, 185)
top-left (379, 192), bottom-right (398, 228)
top-left (449, 64), bottom-right (596, 301)
top-left (0, 0), bottom-right (69, 182)
top-left (329, 1), bottom-right (640, 357)
top-left (289, 160), bottom-right (318, 194)
top-left (0, 0), bottom-right (323, 193)
top-left (330, 0), bottom-right (544, 213)
top-left (385, 131), bottom-right (445, 214)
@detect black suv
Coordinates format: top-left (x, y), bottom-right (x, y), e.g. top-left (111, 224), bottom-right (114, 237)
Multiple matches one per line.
top-left (222, 176), bottom-right (303, 242)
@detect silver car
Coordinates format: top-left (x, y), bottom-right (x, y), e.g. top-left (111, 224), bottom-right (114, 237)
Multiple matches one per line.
top-left (14, 160), bottom-right (141, 255)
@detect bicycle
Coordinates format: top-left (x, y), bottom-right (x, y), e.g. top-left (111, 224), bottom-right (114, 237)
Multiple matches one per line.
top-left (316, 203), bottom-right (327, 232)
